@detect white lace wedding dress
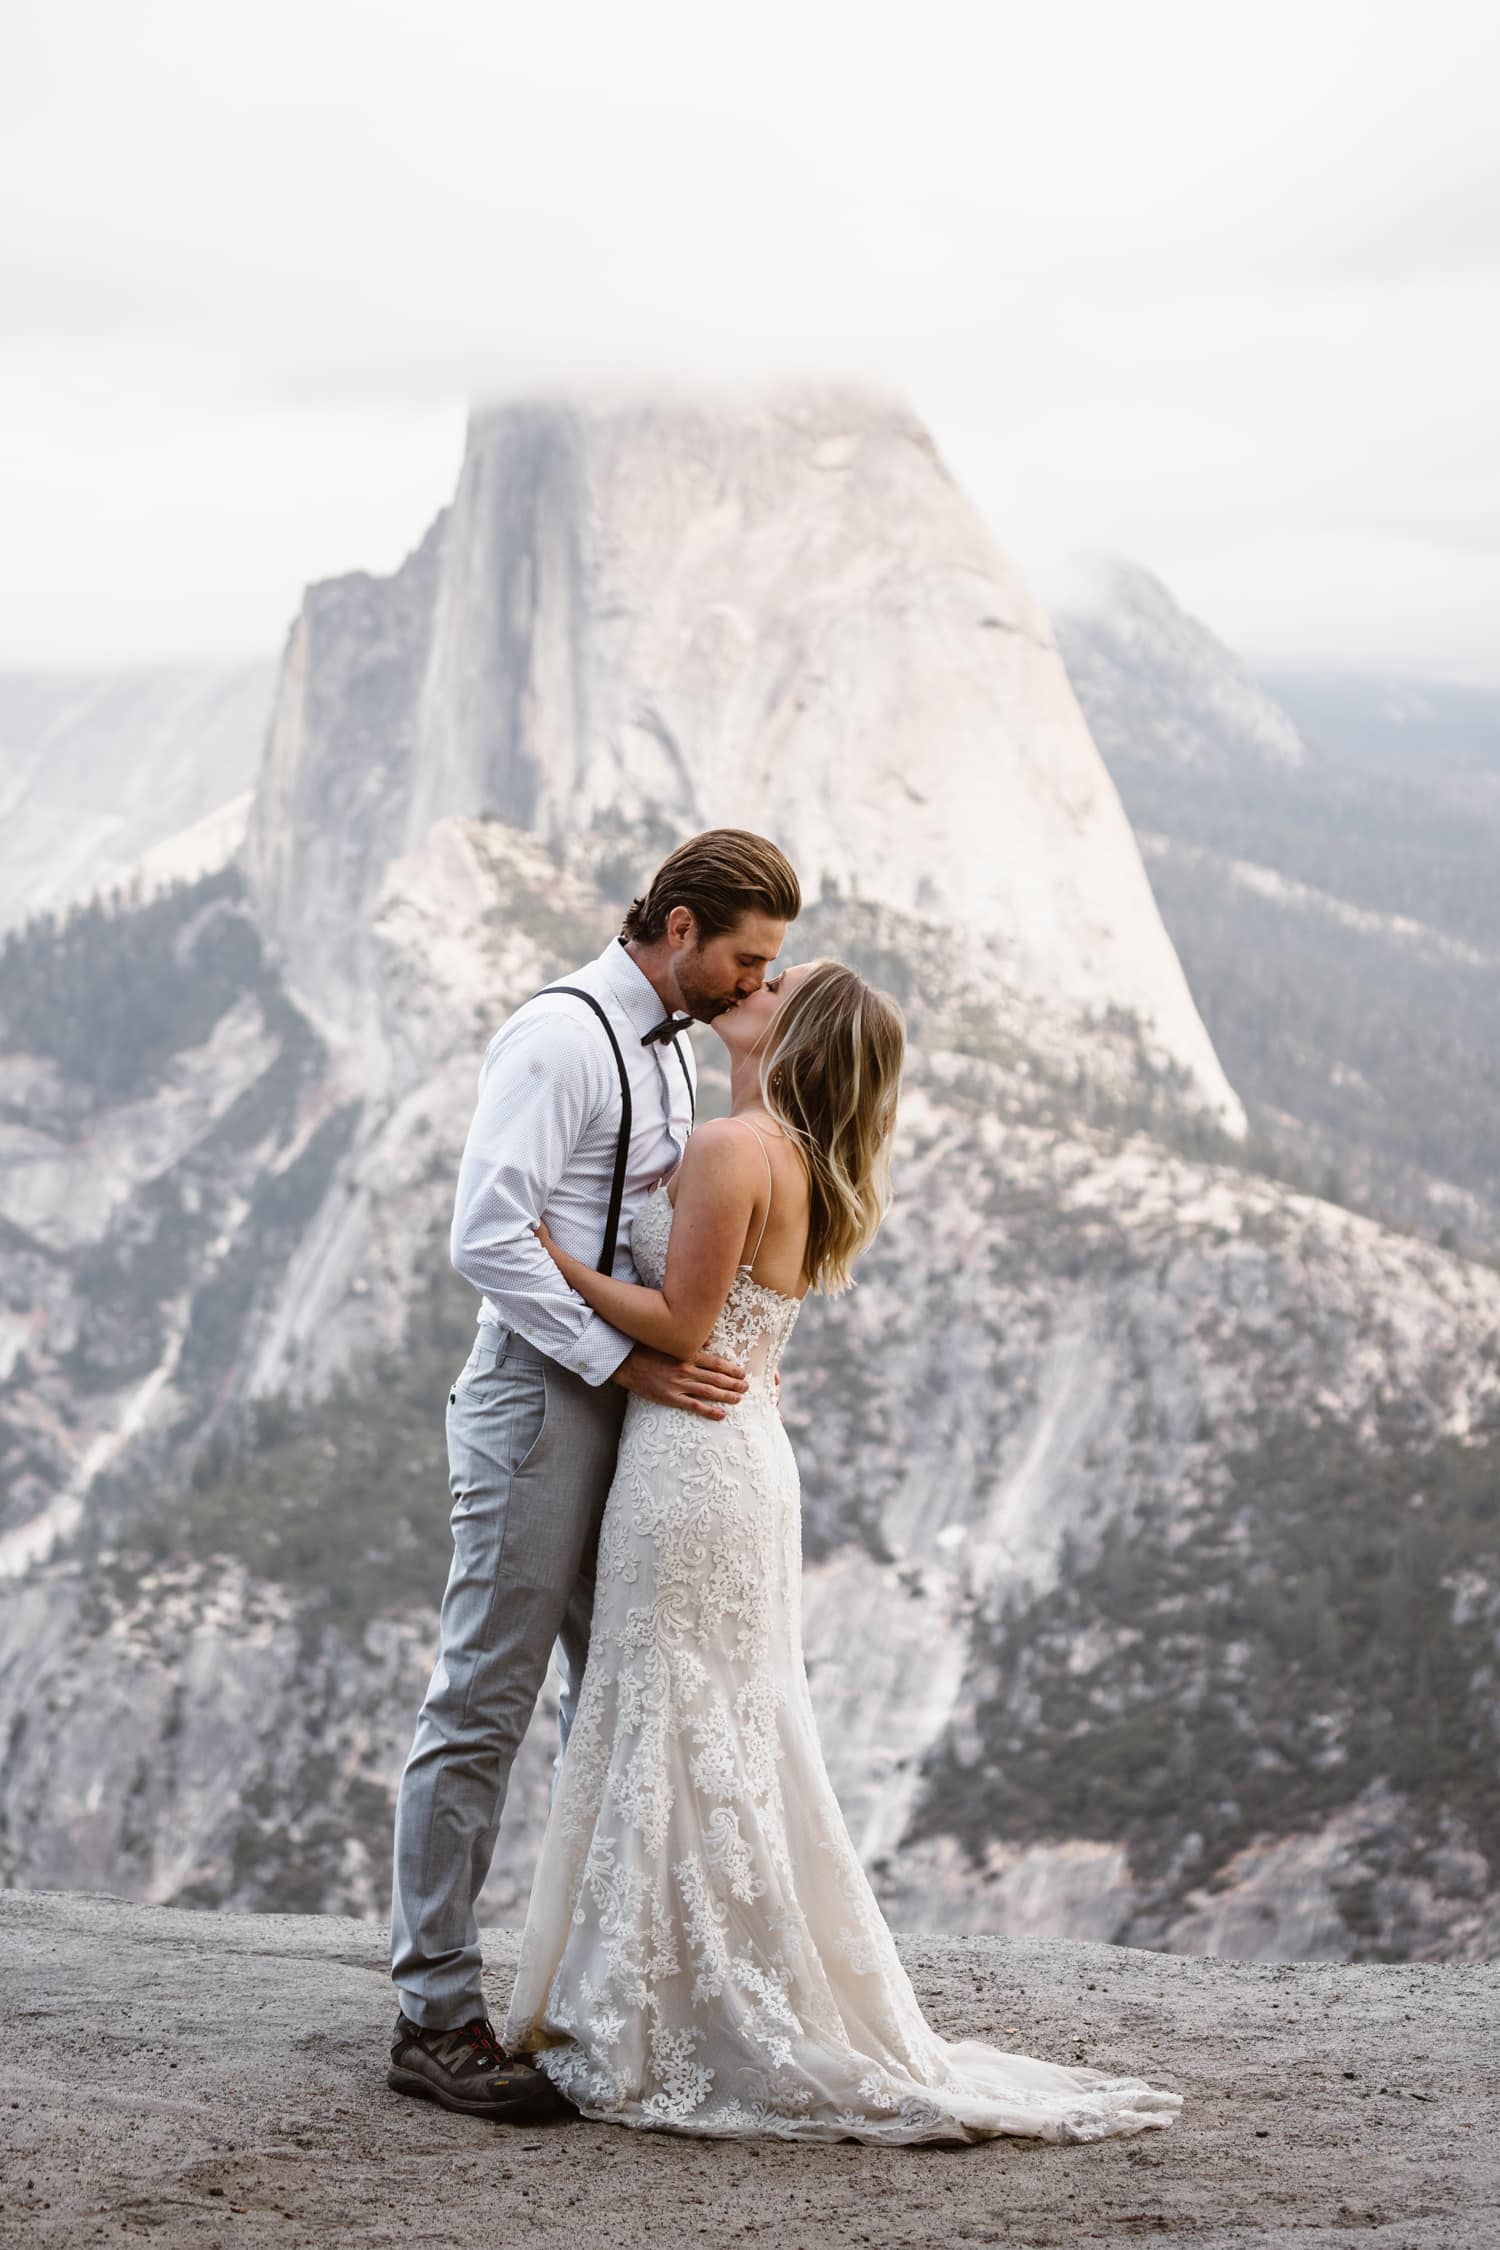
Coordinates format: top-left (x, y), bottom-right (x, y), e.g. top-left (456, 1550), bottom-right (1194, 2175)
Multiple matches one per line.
top-left (503, 1166), bottom-right (1184, 2144)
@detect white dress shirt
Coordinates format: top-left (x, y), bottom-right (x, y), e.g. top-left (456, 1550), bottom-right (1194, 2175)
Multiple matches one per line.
top-left (450, 935), bottom-right (698, 1385)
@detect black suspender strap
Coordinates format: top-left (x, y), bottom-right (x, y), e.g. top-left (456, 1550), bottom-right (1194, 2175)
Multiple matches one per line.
top-left (670, 1032), bottom-right (696, 1124)
top-left (529, 986), bottom-right (632, 1276)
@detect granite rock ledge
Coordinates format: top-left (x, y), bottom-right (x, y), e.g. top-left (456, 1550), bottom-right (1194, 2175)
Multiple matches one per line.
top-left (1, 1887), bottom-right (1495, 2247)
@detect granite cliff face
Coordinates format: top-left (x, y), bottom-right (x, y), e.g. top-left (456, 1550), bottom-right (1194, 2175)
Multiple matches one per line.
top-left (243, 394), bottom-right (1243, 1131)
top-left (3, 827), bottom-right (1497, 1959)
top-left (2, 394), bottom-right (1497, 1963)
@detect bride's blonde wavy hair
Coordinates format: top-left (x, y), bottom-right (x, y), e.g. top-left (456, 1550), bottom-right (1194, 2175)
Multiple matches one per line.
top-left (754, 960), bottom-right (906, 1295)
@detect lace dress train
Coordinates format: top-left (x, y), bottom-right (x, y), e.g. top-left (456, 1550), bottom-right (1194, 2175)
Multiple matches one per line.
top-left (503, 1177), bottom-right (1184, 2144)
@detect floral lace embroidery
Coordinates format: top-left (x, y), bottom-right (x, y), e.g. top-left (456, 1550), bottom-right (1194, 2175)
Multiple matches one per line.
top-left (505, 1185), bottom-right (1185, 2146)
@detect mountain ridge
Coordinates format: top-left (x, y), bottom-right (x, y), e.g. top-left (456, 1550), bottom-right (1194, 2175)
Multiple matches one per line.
top-left (2, 396), bottom-right (1496, 1965)
top-left (243, 391), bottom-right (1245, 1132)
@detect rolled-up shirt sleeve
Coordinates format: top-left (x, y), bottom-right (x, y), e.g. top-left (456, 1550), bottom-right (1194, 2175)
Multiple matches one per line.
top-left (449, 1009), bottom-right (635, 1385)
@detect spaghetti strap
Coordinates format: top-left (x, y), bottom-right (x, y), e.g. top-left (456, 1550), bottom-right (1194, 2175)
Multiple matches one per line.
top-left (729, 1118), bottom-right (775, 1270)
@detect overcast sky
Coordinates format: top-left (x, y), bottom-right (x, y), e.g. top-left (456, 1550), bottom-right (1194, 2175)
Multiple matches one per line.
top-left (3, 0), bottom-right (1497, 680)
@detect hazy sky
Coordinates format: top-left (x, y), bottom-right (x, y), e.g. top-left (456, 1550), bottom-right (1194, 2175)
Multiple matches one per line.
top-left (3, 0), bottom-right (1497, 679)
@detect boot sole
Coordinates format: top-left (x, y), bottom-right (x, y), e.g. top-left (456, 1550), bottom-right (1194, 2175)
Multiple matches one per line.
top-left (387, 2063), bottom-right (569, 2122)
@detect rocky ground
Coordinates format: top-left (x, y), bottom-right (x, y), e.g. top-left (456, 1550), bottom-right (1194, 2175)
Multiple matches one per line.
top-left (2, 1889), bottom-right (1495, 2247)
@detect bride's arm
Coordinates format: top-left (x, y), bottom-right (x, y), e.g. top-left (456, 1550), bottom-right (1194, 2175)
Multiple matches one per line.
top-left (535, 1119), bottom-right (763, 1360)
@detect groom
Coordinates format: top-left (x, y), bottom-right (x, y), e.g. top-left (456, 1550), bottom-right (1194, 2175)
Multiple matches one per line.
top-left (388, 827), bottom-right (801, 2119)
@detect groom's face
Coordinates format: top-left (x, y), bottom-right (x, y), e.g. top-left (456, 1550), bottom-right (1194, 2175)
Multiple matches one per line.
top-left (673, 908), bottom-right (788, 1023)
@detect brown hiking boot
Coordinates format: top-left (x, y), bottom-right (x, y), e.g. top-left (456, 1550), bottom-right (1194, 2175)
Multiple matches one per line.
top-left (387, 2011), bottom-right (570, 2121)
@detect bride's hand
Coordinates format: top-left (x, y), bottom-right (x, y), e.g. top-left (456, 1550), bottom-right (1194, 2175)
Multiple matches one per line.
top-left (533, 1219), bottom-right (562, 1263)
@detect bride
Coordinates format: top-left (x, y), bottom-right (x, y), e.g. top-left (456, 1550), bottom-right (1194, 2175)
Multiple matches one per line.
top-left (505, 958), bottom-right (1184, 2145)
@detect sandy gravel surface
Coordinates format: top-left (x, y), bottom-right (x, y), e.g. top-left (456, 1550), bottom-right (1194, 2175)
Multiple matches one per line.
top-left (2, 1888), bottom-right (1495, 2247)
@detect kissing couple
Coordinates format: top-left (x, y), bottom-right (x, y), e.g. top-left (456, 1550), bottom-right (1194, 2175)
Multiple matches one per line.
top-left (386, 827), bottom-right (1183, 2144)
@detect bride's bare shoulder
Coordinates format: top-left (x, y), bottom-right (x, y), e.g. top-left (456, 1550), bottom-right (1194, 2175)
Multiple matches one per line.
top-left (684, 1114), bottom-right (764, 1150)
top-left (676, 1116), bottom-right (767, 1183)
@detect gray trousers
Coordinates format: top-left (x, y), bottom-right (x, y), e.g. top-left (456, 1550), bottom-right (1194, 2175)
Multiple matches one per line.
top-left (389, 1320), bottom-right (627, 2027)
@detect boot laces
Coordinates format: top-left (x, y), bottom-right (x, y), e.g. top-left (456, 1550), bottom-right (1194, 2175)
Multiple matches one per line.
top-left (459, 2016), bottom-right (507, 2068)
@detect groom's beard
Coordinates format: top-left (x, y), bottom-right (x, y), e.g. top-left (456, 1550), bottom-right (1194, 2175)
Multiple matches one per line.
top-left (675, 967), bottom-right (743, 1024)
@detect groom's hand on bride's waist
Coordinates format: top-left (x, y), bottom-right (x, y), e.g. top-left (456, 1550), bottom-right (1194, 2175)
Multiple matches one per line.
top-left (611, 1345), bottom-right (749, 1419)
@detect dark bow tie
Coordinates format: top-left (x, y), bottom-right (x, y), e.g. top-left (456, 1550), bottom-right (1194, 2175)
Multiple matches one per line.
top-left (641, 1013), bottom-right (693, 1047)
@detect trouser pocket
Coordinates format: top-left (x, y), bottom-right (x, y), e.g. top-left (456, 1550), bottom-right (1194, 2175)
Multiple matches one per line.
top-left (449, 1323), bottom-right (512, 1406)
top-left (446, 1336), bottom-right (549, 1529)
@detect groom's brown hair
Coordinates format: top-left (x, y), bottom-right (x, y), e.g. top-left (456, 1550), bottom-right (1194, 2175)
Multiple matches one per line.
top-left (621, 829), bottom-right (801, 944)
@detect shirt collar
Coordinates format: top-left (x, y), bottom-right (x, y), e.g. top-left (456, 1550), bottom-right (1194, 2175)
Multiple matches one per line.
top-left (597, 934), bottom-right (681, 1041)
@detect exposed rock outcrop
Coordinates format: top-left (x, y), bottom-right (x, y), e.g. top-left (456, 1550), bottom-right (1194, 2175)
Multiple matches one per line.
top-left (2, 825), bottom-right (1497, 1956)
top-left (242, 394), bottom-right (1244, 1130)
top-left (2, 1887), bottom-right (1494, 2247)
top-left (3, 393), bottom-right (1497, 1967)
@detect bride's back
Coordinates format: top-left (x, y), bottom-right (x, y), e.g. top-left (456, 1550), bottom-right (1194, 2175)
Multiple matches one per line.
top-left (725, 1113), bottom-right (812, 1302)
